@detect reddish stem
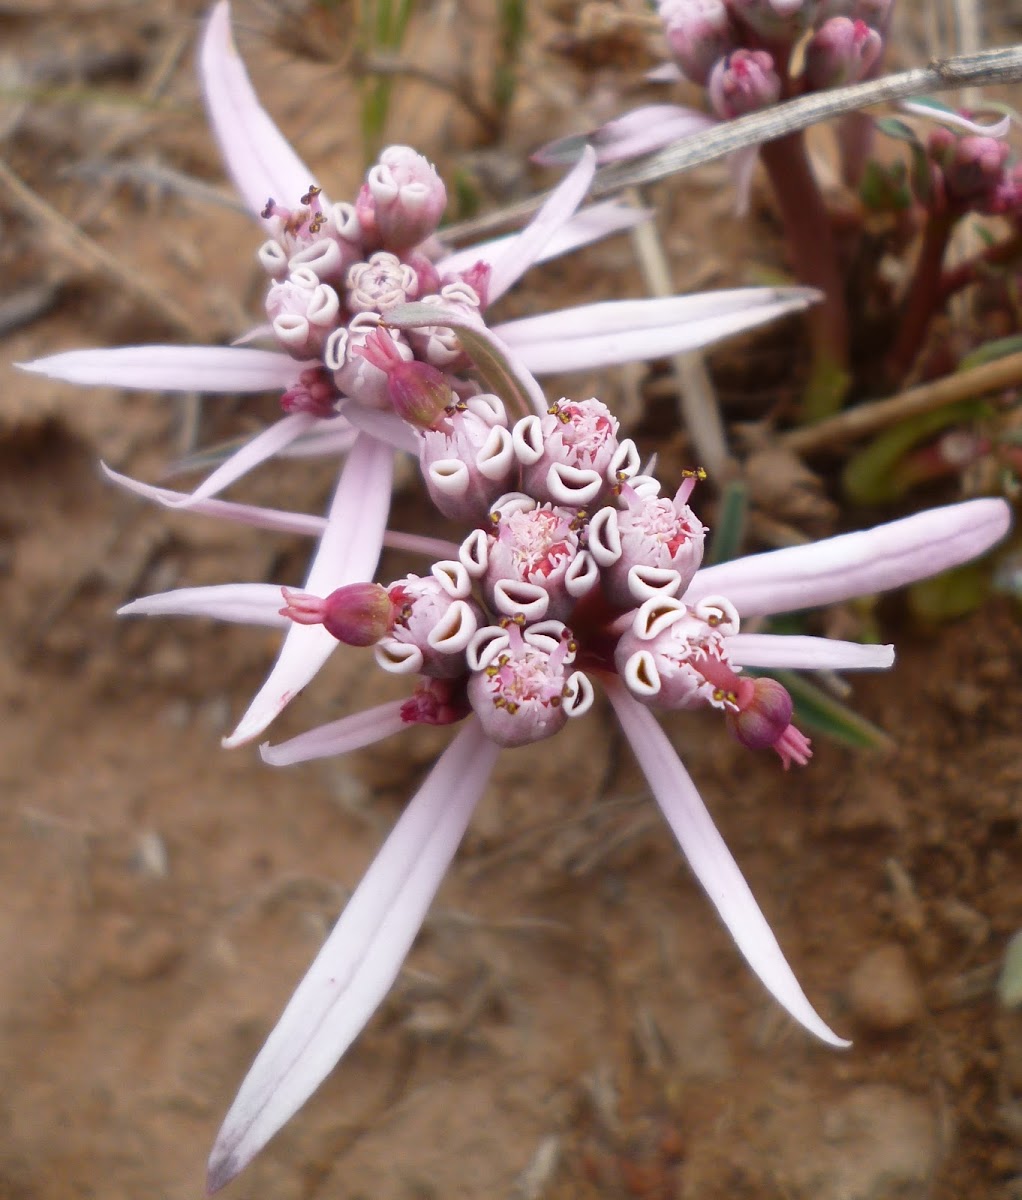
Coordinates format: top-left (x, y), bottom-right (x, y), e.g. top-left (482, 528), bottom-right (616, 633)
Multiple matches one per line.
top-left (759, 132), bottom-right (850, 413)
top-left (886, 208), bottom-right (957, 384)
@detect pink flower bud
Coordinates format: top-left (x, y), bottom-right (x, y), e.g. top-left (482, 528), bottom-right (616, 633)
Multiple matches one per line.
top-left (600, 477), bottom-right (707, 608)
top-left (280, 366), bottom-right (340, 418)
top-left (364, 145), bottom-right (447, 252)
top-left (265, 268), bottom-right (341, 357)
top-left (725, 677), bottom-right (813, 768)
top-left (930, 131), bottom-right (1012, 206)
top-left (325, 316), bottom-right (414, 408)
top-left (399, 676), bottom-right (471, 726)
top-left (356, 328), bottom-right (454, 430)
top-left (377, 571), bottom-right (481, 678)
top-left (803, 17), bottom-right (883, 89)
top-left (658, 0), bottom-right (735, 85)
top-left (279, 583), bottom-right (395, 646)
top-left (483, 505), bottom-right (585, 622)
top-left (346, 251), bottom-right (419, 315)
top-left (466, 623), bottom-right (577, 747)
top-left (420, 394), bottom-right (515, 521)
top-left (707, 50), bottom-right (781, 121)
top-left (513, 398), bottom-right (621, 506)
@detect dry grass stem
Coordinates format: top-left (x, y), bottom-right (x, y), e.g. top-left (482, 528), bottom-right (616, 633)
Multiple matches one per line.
top-left (0, 157), bottom-right (207, 339)
top-left (442, 44), bottom-right (1022, 245)
top-left (781, 350), bottom-right (1022, 455)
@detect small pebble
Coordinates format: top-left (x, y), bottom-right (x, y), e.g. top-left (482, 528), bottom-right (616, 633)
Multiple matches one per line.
top-left (846, 943), bottom-right (924, 1032)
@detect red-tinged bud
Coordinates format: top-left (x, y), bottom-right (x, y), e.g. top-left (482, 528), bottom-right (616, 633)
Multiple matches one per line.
top-left (725, 676), bottom-right (813, 768)
top-left (929, 129), bottom-right (1012, 208)
top-left (803, 17), bottom-right (883, 90)
top-left (280, 366), bottom-right (340, 417)
top-left (279, 583), bottom-right (395, 646)
top-left (707, 50), bottom-right (781, 121)
top-left (365, 145), bottom-right (447, 252)
top-left (400, 676), bottom-right (471, 726)
top-left (356, 327), bottom-right (455, 429)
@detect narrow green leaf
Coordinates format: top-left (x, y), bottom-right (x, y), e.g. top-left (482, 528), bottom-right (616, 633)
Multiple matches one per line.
top-left (907, 561), bottom-right (991, 622)
top-left (706, 480), bottom-right (748, 565)
top-left (769, 668), bottom-right (894, 752)
top-left (384, 302), bottom-right (545, 418)
top-left (958, 334), bottom-right (1022, 371)
top-left (997, 929), bottom-right (1022, 1009)
top-left (875, 116), bottom-right (922, 146)
top-left (842, 400), bottom-right (981, 505)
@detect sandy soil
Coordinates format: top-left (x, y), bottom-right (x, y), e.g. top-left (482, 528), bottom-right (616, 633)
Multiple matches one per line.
top-left (2, 2), bottom-right (1021, 1198)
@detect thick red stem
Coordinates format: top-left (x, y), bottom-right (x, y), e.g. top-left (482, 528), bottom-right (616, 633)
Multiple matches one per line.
top-left (886, 208), bottom-right (957, 384)
top-left (759, 133), bottom-right (850, 415)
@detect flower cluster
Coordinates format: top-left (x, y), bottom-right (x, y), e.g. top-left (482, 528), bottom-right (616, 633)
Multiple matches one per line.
top-left (15, 2), bottom-right (1017, 1194)
top-left (284, 391), bottom-right (824, 765)
top-left (167, 363), bottom-right (1008, 1190)
top-left (918, 120), bottom-right (1022, 218)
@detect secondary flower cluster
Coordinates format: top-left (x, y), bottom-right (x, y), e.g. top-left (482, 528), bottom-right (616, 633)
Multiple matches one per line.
top-left (661, 0), bottom-right (889, 113)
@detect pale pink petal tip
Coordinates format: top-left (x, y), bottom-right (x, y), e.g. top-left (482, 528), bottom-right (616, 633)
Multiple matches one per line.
top-left (607, 681), bottom-right (850, 1049)
top-left (221, 436), bottom-right (394, 747)
top-left (207, 720), bottom-right (499, 1188)
top-left (200, 0), bottom-right (317, 218)
top-left (16, 345), bottom-right (300, 393)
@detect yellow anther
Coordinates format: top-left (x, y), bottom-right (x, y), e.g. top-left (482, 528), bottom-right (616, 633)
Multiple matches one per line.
top-left (300, 185), bottom-right (322, 204)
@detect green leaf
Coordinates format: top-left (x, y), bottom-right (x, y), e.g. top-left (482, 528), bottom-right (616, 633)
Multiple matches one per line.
top-left (842, 401), bottom-right (982, 505)
top-left (958, 334), bottom-right (1022, 371)
top-left (769, 669), bottom-right (893, 752)
top-left (907, 561), bottom-right (991, 622)
top-left (706, 480), bottom-right (748, 565)
top-left (997, 929), bottom-right (1022, 1009)
top-left (875, 117), bottom-right (922, 146)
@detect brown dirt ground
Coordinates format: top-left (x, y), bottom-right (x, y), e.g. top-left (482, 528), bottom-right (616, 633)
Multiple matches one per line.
top-left (2, 2), bottom-right (1021, 1198)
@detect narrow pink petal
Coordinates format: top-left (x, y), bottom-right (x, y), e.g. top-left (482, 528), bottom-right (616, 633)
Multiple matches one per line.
top-left (533, 105), bottom-right (716, 167)
top-left (436, 200), bottom-right (649, 278)
top-left (17, 345), bottom-right (301, 392)
top-left (277, 420), bottom-right (360, 459)
top-left (260, 700), bottom-right (409, 766)
top-left (495, 288), bottom-right (818, 373)
top-left (383, 531), bottom-right (461, 560)
top-left (199, 1), bottom-right (318, 218)
top-left (104, 464), bottom-right (457, 558)
top-left (118, 583), bottom-right (285, 626)
top-left (726, 634), bottom-right (895, 671)
top-left (169, 413), bottom-right (317, 507)
top-left (336, 399), bottom-right (421, 455)
top-left (222, 435), bottom-right (394, 747)
top-left (485, 146), bottom-right (597, 303)
top-left (207, 719), bottom-right (499, 1192)
top-left (605, 680), bottom-right (849, 1048)
top-left (686, 498), bottom-right (1012, 618)
top-left (102, 463), bottom-right (328, 536)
